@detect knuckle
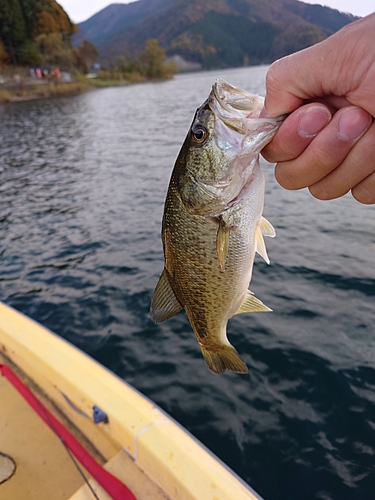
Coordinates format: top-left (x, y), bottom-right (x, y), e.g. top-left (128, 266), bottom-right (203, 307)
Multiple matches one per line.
top-left (265, 65), bottom-right (279, 92)
top-left (274, 162), bottom-right (305, 190)
top-left (308, 184), bottom-right (330, 200)
top-left (261, 146), bottom-right (275, 163)
top-left (262, 142), bottom-right (292, 164)
top-left (309, 182), bottom-right (346, 201)
top-left (352, 182), bottom-right (375, 205)
top-left (262, 129), bottom-right (302, 164)
top-left (308, 147), bottom-right (332, 171)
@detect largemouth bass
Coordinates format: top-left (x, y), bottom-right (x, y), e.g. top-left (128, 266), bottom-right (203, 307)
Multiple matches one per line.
top-left (151, 79), bottom-right (283, 374)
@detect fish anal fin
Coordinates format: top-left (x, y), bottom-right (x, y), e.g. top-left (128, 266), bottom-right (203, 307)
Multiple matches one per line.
top-left (150, 269), bottom-right (182, 323)
top-left (234, 290), bottom-right (272, 314)
top-left (216, 216), bottom-right (230, 271)
top-left (199, 342), bottom-right (248, 375)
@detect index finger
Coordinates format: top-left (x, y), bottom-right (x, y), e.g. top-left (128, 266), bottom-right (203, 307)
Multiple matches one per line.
top-left (262, 103), bottom-right (332, 163)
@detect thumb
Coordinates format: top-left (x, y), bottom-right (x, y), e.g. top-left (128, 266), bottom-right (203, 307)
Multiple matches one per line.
top-left (261, 54), bottom-right (306, 117)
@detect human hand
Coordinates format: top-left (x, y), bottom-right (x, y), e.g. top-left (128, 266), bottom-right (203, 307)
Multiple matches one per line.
top-left (261, 13), bottom-right (375, 204)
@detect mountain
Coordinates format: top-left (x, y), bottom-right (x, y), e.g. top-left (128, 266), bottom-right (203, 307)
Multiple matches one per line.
top-left (75, 0), bottom-right (357, 69)
top-left (73, 0), bottom-right (176, 49)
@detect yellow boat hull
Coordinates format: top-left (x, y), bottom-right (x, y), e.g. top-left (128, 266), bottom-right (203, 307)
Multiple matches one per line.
top-left (0, 301), bottom-right (261, 500)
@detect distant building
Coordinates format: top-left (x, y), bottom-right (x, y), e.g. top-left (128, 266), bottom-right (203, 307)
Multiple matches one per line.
top-left (86, 63), bottom-right (101, 79)
top-left (60, 72), bottom-right (73, 83)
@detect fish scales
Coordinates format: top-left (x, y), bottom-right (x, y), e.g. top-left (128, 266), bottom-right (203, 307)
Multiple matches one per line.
top-left (151, 79), bottom-right (283, 374)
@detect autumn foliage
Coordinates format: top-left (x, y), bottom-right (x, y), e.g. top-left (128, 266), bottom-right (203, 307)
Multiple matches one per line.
top-left (0, 0), bottom-right (76, 66)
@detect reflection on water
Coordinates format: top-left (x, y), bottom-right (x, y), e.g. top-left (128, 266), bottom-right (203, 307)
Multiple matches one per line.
top-left (1, 66), bottom-right (375, 500)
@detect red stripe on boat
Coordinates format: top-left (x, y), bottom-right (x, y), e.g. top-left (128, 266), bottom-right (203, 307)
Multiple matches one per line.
top-left (0, 363), bottom-right (137, 500)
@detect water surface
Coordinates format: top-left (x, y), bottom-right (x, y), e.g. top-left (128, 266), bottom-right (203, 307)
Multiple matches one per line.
top-left (1, 66), bottom-right (375, 500)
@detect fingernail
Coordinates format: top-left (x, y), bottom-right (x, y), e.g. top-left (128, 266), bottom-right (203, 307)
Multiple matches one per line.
top-left (298, 106), bottom-right (331, 138)
top-left (338, 107), bottom-right (372, 141)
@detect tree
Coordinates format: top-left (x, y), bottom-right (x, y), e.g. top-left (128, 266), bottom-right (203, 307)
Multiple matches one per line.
top-left (0, 0), bottom-right (77, 66)
top-left (0, 0), bottom-right (26, 64)
top-left (32, 10), bottom-right (59, 37)
top-left (36, 32), bottom-right (73, 68)
top-left (75, 40), bottom-right (98, 73)
top-left (18, 39), bottom-right (41, 65)
top-left (0, 39), bottom-right (10, 65)
top-left (139, 39), bottom-right (176, 79)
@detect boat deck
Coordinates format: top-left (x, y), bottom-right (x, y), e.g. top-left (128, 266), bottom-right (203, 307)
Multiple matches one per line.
top-left (0, 358), bottom-right (84, 499)
top-left (0, 351), bottom-right (169, 500)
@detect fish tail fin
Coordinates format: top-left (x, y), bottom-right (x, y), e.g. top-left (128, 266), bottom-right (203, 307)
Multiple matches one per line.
top-left (199, 343), bottom-right (248, 375)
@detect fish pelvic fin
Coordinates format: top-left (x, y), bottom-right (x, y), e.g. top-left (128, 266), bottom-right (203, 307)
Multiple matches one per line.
top-left (199, 342), bottom-right (248, 375)
top-left (234, 290), bottom-right (272, 315)
top-left (260, 216), bottom-right (276, 237)
top-left (150, 269), bottom-right (183, 323)
top-left (255, 216), bottom-right (275, 265)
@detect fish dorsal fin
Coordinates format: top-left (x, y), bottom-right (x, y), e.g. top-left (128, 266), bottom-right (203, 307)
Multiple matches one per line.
top-left (150, 269), bottom-right (183, 323)
top-left (255, 216), bottom-right (275, 264)
top-left (216, 216), bottom-right (230, 271)
top-left (234, 290), bottom-right (272, 315)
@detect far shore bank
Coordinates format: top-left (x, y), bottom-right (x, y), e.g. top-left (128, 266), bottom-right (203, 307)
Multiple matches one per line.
top-left (0, 78), bottom-right (143, 104)
top-left (0, 82), bottom-right (89, 104)
top-left (0, 71), bottom-right (186, 104)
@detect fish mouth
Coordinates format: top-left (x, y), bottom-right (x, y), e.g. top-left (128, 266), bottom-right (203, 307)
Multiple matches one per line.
top-left (209, 79), bottom-right (285, 136)
top-left (212, 79), bottom-right (264, 118)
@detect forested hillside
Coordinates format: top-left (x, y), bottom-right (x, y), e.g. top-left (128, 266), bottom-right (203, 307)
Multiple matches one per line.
top-left (0, 0), bottom-right (76, 66)
top-left (76, 0), bottom-right (357, 69)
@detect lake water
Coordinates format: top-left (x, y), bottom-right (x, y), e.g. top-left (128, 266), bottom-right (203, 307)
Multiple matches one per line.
top-left (1, 66), bottom-right (375, 500)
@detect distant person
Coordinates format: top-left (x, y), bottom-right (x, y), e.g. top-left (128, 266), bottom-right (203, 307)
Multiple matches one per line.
top-left (261, 12), bottom-right (375, 205)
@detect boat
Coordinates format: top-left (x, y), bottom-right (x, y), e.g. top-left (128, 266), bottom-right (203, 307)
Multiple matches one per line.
top-left (0, 301), bottom-right (262, 500)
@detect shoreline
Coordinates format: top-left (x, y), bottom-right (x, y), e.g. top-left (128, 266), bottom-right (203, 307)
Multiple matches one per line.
top-left (0, 82), bottom-right (95, 104)
top-left (0, 75), bottom-right (172, 104)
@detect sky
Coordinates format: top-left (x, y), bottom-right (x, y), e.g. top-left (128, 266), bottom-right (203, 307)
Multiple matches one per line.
top-left (59, 0), bottom-right (374, 24)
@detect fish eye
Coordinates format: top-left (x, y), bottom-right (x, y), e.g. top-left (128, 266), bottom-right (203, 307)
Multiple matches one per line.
top-left (191, 125), bottom-right (207, 144)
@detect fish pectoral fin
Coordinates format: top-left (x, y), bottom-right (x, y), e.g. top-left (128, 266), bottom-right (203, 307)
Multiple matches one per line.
top-left (199, 342), bottom-right (248, 375)
top-left (216, 216), bottom-right (230, 271)
top-left (260, 216), bottom-right (276, 238)
top-left (234, 290), bottom-right (272, 314)
top-left (150, 269), bottom-right (183, 323)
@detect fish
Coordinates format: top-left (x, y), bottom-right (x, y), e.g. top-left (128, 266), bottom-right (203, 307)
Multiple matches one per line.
top-left (150, 79), bottom-right (284, 375)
